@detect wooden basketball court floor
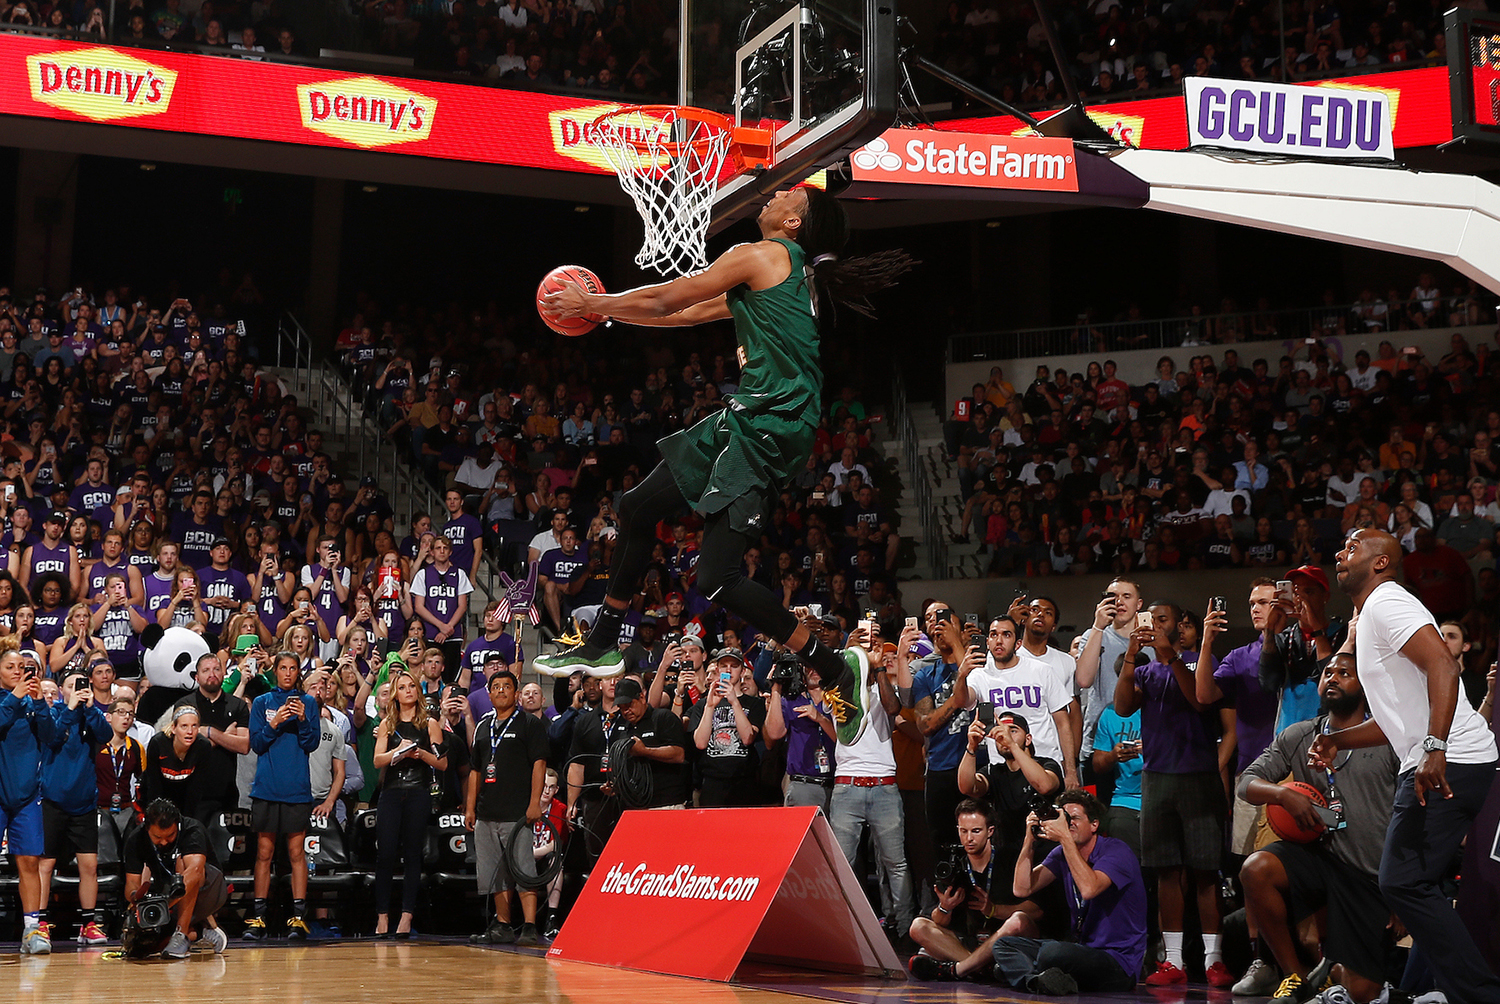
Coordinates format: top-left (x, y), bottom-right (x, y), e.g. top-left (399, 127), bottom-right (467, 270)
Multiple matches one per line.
top-left (0, 938), bottom-right (1229, 1004)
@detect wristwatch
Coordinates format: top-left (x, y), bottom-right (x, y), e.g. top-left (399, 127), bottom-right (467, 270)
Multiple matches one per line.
top-left (1421, 735), bottom-right (1448, 753)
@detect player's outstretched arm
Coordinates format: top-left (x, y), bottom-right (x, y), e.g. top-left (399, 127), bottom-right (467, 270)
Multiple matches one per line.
top-left (543, 242), bottom-right (781, 323)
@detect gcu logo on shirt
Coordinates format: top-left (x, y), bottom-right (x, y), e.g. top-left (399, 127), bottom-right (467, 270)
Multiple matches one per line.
top-left (984, 685), bottom-right (1043, 709)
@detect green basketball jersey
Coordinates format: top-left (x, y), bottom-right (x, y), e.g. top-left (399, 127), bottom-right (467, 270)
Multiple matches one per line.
top-left (656, 238), bottom-right (822, 528)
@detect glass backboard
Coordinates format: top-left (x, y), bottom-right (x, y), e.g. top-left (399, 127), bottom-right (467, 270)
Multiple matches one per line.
top-left (682, 0), bottom-right (899, 228)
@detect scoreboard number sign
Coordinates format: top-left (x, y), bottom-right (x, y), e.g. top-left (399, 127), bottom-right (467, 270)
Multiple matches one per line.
top-left (1446, 7), bottom-right (1500, 143)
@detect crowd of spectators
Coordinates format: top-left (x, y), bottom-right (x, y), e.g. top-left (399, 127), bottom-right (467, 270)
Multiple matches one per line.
top-left (0, 269), bottom-right (1495, 1004)
top-left (928, 0), bottom-right (1453, 110)
top-left (945, 269), bottom-right (1500, 700)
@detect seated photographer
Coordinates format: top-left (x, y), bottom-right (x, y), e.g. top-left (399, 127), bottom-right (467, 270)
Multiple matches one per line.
top-left (996, 790), bottom-right (1148, 995)
top-left (123, 798), bottom-right (227, 958)
top-left (764, 649), bottom-right (836, 811)
top-left (908, 799), bottom-right (1043, 982)
top-left (1236, 652), bottom-right (1399, 1004)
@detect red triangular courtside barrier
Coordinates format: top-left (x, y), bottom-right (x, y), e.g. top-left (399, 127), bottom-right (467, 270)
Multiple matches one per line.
top-left (547, 806), bottom-right (907, 982)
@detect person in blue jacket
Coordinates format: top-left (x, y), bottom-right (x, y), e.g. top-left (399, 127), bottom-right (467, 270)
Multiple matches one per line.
top-left (245, 650), bottom-right (320, 941)
top-left (38, 671), bottom-right (110, 947)
top-left (0, 634), bottom-right (58, 954)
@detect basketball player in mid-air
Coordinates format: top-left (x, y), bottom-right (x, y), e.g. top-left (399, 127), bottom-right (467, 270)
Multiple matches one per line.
top-left (537, 185), bottom-right (910, 742)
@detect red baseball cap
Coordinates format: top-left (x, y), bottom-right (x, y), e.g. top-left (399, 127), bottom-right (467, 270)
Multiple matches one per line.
top-left (1286, 565), bottom-right (1330, 593)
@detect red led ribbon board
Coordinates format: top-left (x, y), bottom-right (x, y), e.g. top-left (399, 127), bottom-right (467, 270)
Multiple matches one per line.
top-left (546, 806), bottom-right (905, 982)
top-left (0, 32), bottom-right (628, 174)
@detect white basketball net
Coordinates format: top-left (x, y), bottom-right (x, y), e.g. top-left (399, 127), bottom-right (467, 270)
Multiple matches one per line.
top-left (593, 107), bottom-right (733, 277)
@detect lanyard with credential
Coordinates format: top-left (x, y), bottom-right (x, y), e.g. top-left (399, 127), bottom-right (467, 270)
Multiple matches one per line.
top-left (484, 709), bottom-right (522, 784)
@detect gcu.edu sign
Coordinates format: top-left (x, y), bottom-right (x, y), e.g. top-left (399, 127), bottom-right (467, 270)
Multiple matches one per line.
top-left (1185, 79), bottom-right (1394, 160)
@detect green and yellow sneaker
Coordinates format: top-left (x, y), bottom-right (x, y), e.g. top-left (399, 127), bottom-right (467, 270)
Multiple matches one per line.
top-left (534, 643), bottom-right (624, 678)
top-left (822, 647), bottom-right (870, 747)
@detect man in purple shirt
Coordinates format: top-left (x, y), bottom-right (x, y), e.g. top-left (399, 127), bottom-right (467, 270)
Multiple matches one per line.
top-left (440, 488), bottom-right (483, 582)
top-left (68, 458), bottom-right (114, 528)
top-left (1194, 579), bottom-right (1281, 891)
top-left (197, 538), bottom-right (250, 638)
top-left (999, 790), bottom-right (1147, 994)
top-left (1115, 601), bottom-right (1231, 988)
top-left (763, 659), bottom-right (837, 811)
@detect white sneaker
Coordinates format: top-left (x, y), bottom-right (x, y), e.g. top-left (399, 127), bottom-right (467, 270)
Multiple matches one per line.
top-left (1235, 959), bottom-right (1282, 996)
top-left (1319, 986), bottom-right (1359, 1004)
top-left (201, 926), bottom-right (228, 954)
top-left (21, 927), bottom-right (51, 955)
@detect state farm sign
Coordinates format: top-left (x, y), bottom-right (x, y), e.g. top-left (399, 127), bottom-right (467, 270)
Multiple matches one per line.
top-left (850, 128), bottom-right (1078, 191)
top-left (25, 46), bottom-right (176, 121)
top-left (296, 76), bottom-right (435, 148)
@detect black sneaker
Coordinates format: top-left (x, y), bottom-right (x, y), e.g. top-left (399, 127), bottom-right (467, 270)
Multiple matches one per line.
top-left (1028, 968), bottom-right (1080, 996)
top-left (516, 923), bottom-right (540, 946)
top-left (484, 921), bottom-right (516, 945)
top-left (908, 954), bottom-right (958, 982)
top-left (542, 911), bottom-right (562, 940)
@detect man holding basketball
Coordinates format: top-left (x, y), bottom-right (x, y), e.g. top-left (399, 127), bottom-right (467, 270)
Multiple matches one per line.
top-left (1237, 652), bottom-right (1398, 1004)
top-left (537, 185), bottom-right (910, 745)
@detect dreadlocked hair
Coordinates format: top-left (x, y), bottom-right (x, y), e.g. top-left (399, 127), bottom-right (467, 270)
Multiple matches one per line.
top-left (794, 184), bottom-right (916, 321)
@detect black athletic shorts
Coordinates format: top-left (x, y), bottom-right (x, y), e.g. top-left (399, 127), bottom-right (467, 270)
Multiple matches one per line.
top-left (250, 799), bottom-right (313, 836)
top-left (1263, 840), bottom-right (1392, 984)
top-left (1140, 769), bottom-right (1225, 871)
top-left (42, 800), bottom-right (99, 858)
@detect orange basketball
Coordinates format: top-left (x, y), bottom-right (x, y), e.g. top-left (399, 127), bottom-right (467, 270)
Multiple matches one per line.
top-left (1265, 781), bottom-right (1328, 843)
top-left (537, 265), bottom-right (606, 337)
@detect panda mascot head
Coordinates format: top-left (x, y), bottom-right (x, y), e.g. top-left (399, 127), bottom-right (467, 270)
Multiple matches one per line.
top-left (137, 625), bottom-right (212, 727)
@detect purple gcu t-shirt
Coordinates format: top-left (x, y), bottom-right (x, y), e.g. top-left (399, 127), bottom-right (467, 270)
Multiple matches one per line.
top-left (1134, 652), bottom-right (1221, 774)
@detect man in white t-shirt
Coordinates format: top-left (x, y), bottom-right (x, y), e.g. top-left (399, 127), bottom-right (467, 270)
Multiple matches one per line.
top-left (1004, 596), bottom-right (1081, 786)
top-left (527, 510), bottom-right (568, 566)
top-left (1320, 529), bottom-right (1500, 1004)
top-left (827, 638), bottom-right (913, 939)
top-left (964, 616), bottom-right (1074, 777)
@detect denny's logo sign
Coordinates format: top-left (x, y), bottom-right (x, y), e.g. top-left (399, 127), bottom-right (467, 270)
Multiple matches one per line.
top-left (550, 102), bottom-right (667, 171)
top-left (296, 76), bottom-right (434, 148)
top-left (26, 47), bottom-right (176, 121)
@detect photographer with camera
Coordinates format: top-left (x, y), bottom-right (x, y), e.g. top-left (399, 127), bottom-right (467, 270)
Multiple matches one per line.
top-left (0, 635), bottom-right (57, 954)
top-left (38, 668), bottom-right (110, 946)
top-left (909, 799), bottom-right (1041, 982)
top-left (122, 798), bottom-right (227, 958)
top-left (764, 647), bottom-right (836, 810)
top-left (997, 791), bottom-right (1148, 995)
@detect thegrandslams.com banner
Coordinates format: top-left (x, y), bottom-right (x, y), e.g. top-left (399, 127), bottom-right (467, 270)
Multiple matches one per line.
top-left (0, 32), bottom-right (627, 172)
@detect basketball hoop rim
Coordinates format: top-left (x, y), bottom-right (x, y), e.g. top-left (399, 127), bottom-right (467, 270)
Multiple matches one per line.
top-left (591, 104), bottom-right (773, 170)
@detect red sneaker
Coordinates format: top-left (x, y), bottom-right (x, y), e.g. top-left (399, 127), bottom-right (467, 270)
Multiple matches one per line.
top-left (1146, 962), bottom-right (1189, 986)
top-left (1206, 961), bottom-right (1235, 988)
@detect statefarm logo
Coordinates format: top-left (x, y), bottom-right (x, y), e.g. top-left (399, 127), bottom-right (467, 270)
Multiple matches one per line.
top-left (26, 47), bottom-right (177, 122)
top-left (851, 128), bottom-right (1078, 192)
top-left (296, 76), bottom-right (435, 149)
top-left (550, 102), bottom-right (668, 171)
